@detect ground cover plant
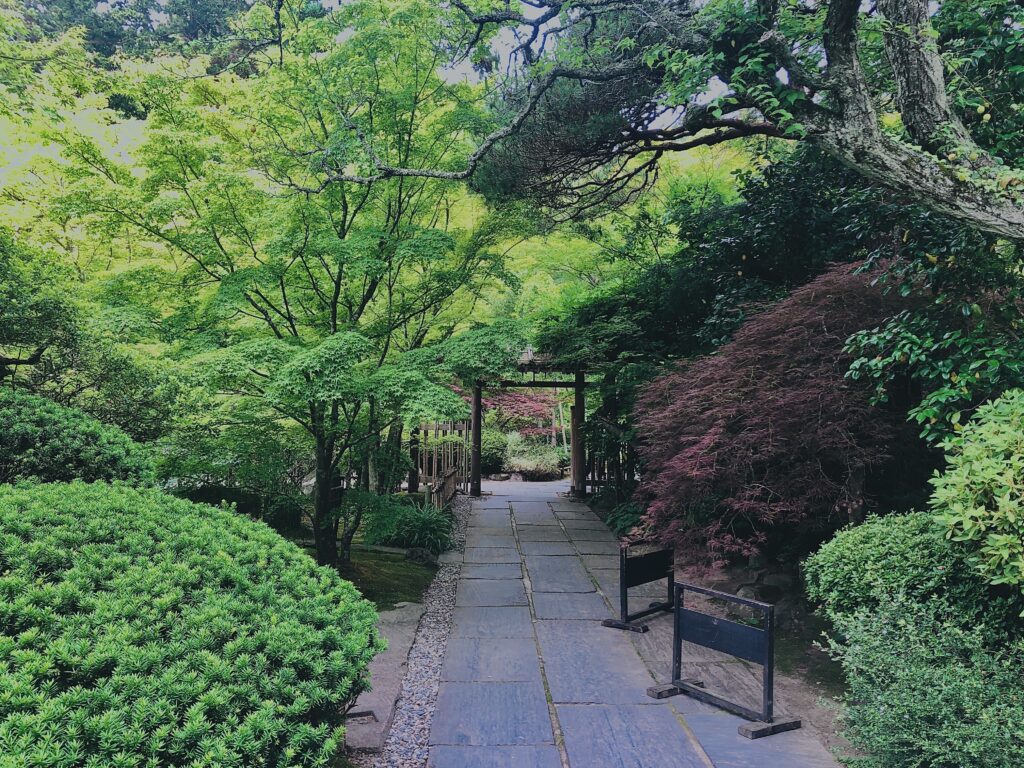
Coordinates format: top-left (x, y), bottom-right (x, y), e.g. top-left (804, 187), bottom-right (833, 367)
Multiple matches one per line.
top-left (0, 482), bottom-right (380, 768)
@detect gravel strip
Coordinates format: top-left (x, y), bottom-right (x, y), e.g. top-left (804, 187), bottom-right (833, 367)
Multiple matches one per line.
top-left (351, 494), bottom-right (471, 768)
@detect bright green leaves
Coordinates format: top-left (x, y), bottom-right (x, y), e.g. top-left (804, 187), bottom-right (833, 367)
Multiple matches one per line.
top-left (0, 482), bottom-right (380, 768)
top-left (269, 332), bottom-right (375, 408)
top-left (931, 389), bottom-right (1024, 593)
top-left (847, 309), bottom-right (1024, 443)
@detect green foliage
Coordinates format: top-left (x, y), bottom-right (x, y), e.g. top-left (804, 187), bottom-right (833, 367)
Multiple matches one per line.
top-left (0, 389), bottom-right (154, 485)
top-left (823, 597), bottom-right (1024, 768)
top-left (505, 434), bottom-right (563, 482)
top-left (0, 229), bottom-right (76, 381)
top-left (805, 512), bottom-right (1019, 628)
top-left (479, 428), bottom-right (509, 474)
top-left (808, 511), bottom-right (1024, 767)
top-left (360, 493), bottom-right (453, 554)
top-left (603, 501), bottom-right (643, 538)
top-left (932, 389), bottom-right (1024, 590)
top-left (0, 482), bottom-right (381, 767)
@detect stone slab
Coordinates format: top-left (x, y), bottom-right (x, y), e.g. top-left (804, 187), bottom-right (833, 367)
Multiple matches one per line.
top-left (513, 514), bottom-right (562, 526)
top-left (581, 553), bottom-right (620, 570)
top-left (427, 746), bottom-right (562, 768)
top-left (684, 713), bottom-right (839, 768)
top-left (553, 510), bottom-right (601, 521)
top-left (561, 519), bottom-right (610, 530)
top-left (345, 601), bottom-right (425, 750)
top-left (517, 526), bottom-right (569, 542)
top-left (520, 540), bottom-right (577, 556)
top-left (509, 501), bottom-right (552, 514)
top-left (567, 528), bottom-right (619, 543)
top-left (532, 591), bottom-right (611, 621)
top-left (429, 682), bottom-right (554, 746)
top-left (471, 510), bottom-right (513, 528)
top-left (535, 620), bottom-right (656, 704)
top-left (557, 704), bottom-right (707, 768)
top-left (524, 555), bottom-right (596, 593)
top-left (461, 563), bottom-right (523, 580)
top-left (456, 579), bottom-right (528, 607)
top-left (550, 502), bottom-right (591, 512)
top-left (465, 533), bottom-right (517, 548)
top-left (441, 638), bottom-right (542, 682)
top-left (574, 540), bottom-right (622, 555)
top-left (472, 499), bottom-right (513, 510)
top-left (452, 607), bottom-right (534, 638)
top-left (464, 547), bottom-right (520, 564)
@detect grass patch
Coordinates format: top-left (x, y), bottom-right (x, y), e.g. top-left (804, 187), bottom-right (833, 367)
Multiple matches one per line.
top-left (340, 547), bottom-right (437, 611)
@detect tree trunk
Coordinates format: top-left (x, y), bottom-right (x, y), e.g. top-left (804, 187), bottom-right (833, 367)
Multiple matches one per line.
top-left (312, 443), bottom-right (339, 567)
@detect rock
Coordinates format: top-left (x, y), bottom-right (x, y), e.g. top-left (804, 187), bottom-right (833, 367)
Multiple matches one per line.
top-left (761, 572), bottom-right (796, 592)
top-left (736, 585), bottom-right (760, 601)
top-left (406, 547), bottom-right (438, 566)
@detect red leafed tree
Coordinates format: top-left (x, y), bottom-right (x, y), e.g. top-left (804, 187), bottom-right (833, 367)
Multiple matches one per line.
top-left (633, 264), bottom-right (927, 566)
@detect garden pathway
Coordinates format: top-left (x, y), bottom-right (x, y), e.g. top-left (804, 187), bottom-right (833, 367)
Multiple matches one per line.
top-left (428, 480), bottom-right (839, 768)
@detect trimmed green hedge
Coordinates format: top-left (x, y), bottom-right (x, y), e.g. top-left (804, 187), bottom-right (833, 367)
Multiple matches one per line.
top-left (806, 513), bottom-right (1024, 767)
top-left (0, 483), bottom-right (380, 767)
top-left (0, 390), bottom-right (154, 485)
top-left (804, 511), bottom-right (1019, 627)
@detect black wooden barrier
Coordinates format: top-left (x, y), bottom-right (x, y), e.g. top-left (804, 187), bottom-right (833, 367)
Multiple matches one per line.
top-left (647, 583), bottom-right (801, 739)
top-left (601, 546), bottom-right (674, 633)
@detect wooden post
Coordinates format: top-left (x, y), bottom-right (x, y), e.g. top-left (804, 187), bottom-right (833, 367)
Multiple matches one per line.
top-left (470, 382), bottom-right (482, 497)
top-left (572, 371), bottom-right (586, 497)
top-left (408, 426), bottom-right (420, 493)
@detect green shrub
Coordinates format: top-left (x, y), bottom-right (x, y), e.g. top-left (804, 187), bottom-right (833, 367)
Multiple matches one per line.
top-left (480, 429), bottom-right (509, 474)
top-left (931, 389), bottom-right (1024, 590)
top-left (0, 483), bottom-right (380, 767)
top-left (0, 389), bottom-right (154, 485)
top-left (824, 597), bottom-right (1024, 768)
top-left (505, 435), bottom-right (562, 481)
top-left (804, 512), bottom-right (1019, 625)
top-left (605, 501), bottom-right (644, 537)
top-left (362, 493), bottom-right (452, 554)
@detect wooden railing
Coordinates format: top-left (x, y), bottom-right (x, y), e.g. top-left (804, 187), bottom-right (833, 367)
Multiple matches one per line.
top-left (411, 420), bottom-right (468, 508)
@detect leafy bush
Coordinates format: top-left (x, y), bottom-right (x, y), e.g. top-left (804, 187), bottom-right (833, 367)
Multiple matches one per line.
top-left (932, 389), bottom-right (1024, 590)
top-left (824, 597), bottom-right (1024, 768)
top-left (807, 513), bottom-right (1024, 767)
top-left (633, 264), bottom-right (927, 565)
top-left (804, 512), bottom-right (1020, 626)
top-left (505, 433), bottom-right (563, 481)
top-left (480, 428), bottom-right (509, 474)
top-left (0, 482), bottom-right (380, 767)
top-left (361, 492), bottom-right (453, 554)
top-left (604, 501), bottom-right (644, 538)
top-left (0, 389), bottom-right (154, 485)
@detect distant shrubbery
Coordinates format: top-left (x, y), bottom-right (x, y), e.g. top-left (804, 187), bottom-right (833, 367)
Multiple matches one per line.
top-left (505, 432), bottom-right (564, 481)
top-left (480, 428), bottom-right (509, 474)
top-left (0, 482), bottom-right (380, 767)
top-left (0, 389), bottom-right (154, 485)
top-left (360, 492), bottom-right (453, 554)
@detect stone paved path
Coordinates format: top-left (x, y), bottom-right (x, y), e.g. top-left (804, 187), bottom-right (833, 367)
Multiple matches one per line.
top-left (428, 480), bottom-right (839, 768)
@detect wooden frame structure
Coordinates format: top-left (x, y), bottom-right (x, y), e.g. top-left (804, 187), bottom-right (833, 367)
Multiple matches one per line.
top-left (470, 351), bottom-right (587, 498)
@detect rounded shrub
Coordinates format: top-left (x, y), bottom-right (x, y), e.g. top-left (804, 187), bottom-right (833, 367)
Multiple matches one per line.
top-left (931, 389), bottom-right (1024, 590)
top-left (479, 429), bottom-right (509, 474)
top-left (0, 389), bottom-right (154, 485)
top-left (804, 511), bottom-right (1016, 624)
top-left (824, 597), bottom-right (1024, 768)
top-left (0, 483), bottom-right (380, 767)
